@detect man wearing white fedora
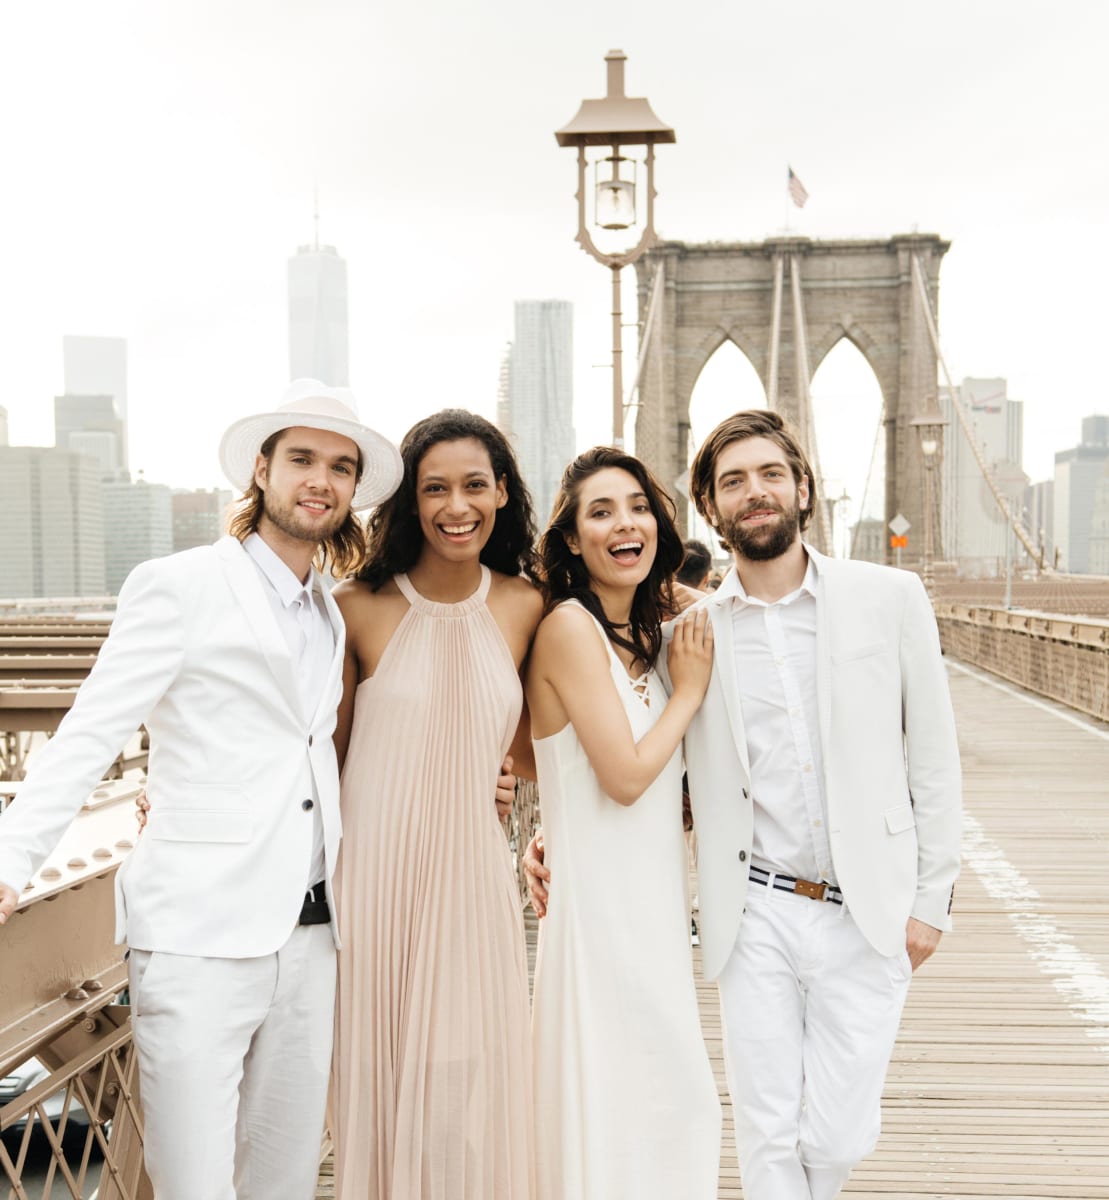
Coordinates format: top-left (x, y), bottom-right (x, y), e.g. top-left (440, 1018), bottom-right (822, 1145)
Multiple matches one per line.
top-left (0, 379), bottom-right (402, 1199)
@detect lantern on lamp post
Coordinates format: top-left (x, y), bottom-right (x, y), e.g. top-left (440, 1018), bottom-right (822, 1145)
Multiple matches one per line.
top-left (555, 50), bottom-right (675, 448)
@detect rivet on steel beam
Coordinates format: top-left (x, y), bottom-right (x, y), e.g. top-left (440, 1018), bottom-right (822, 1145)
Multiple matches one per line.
top-left (115, 839), bottom-right (134, 850)
top-left (93, 847), bottom-right (112, 860)
top-left (67, 857), bottom-right (88, 870)
top-left (82, 1018), bottom-right (98, 1033)
top-left (81, 980), bottom-right (104, 992)
top-left (65, 988), bottom-right (90, 1001)
top-left (41, 867), bottom-right (62, 880)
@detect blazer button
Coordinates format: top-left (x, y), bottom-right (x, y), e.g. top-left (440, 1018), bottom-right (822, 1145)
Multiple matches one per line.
top-left (308, 734), bottom-right (314, 747)
top-left (738, 850), bottom-right (747, 862)
top-left (302, 799), bottom-right (314, 811)
top-left (741, 788), bottom-right (749, 800)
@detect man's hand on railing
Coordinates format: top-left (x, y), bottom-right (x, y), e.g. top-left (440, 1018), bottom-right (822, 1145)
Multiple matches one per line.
top-left (0, 882), bottom-right (18, 925)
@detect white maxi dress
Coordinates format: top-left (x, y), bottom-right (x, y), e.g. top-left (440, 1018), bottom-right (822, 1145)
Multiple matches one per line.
top-left (530, 606), bottom-right (721, 1200)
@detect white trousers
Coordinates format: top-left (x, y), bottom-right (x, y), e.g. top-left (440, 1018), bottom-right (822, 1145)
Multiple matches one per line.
top-left (717, 882), bottom-right (911, 1200)
top-left (128, 923), bottom-right (336, 1200)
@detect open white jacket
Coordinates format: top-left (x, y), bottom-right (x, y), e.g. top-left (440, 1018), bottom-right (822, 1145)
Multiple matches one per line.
top-left (662, 549), bottom-right (962, 981)
top-left (0, 536), bottom-right (345, 958)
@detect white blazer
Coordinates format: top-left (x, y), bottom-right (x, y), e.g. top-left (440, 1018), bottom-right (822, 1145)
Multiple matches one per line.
top-left (663, 548), bottom-right (962, 981)
top-left (0, 536), bottom-right (346, 958)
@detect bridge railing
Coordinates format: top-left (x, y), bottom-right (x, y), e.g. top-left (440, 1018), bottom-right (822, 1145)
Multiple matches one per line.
top-left (934, 602), bottom-right (1109, 722)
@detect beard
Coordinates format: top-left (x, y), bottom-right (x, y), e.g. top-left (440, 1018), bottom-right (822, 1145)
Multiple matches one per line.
top-left (717, 497), bottom-right (802, 562)
top-left (262, 490), bottom-right (346, 545)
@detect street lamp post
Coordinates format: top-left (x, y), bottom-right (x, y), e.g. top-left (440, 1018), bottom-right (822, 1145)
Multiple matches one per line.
top-left (556, 50), bottom-right (675, 448)
top-left (910, 409), bottom-right (948, 593)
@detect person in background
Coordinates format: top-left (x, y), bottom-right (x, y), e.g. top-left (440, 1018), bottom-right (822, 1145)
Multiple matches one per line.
top-left (676, 537), bottom-right (713, 591)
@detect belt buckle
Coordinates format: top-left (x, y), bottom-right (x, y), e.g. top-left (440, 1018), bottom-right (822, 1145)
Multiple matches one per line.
top-left (793, 878), bottom-right (826, 901)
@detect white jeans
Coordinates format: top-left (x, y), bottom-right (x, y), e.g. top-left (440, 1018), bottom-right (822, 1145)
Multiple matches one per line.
top-left (718, 881), bottom-right (911, 1200)
top-left (128, 923), bottom-right (336, 1200)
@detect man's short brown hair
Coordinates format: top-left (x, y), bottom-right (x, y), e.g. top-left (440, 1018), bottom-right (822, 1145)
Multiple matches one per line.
top-left (689, 409), bottom-right (816, 532)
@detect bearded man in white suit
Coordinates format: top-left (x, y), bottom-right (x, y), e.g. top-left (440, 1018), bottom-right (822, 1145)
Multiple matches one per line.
top-left (0, 380), bottom-right (403, 1200)
top-left (527, 409), bottom-right (961, 1200)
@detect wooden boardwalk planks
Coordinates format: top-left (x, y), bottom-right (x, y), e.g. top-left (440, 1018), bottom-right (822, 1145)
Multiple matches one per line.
top-left (321, 658), bottom-right (1109, 1197)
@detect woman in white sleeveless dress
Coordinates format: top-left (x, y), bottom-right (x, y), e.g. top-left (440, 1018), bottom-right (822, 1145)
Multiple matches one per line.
top-left (526, 447), bottom-right (722, 1200)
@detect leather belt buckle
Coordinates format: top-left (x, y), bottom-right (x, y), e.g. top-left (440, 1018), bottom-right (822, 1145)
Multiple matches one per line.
top-left (793, 878), bottom-right (826, 901)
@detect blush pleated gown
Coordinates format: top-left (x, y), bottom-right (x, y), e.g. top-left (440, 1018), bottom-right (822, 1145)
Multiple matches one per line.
top-left (330, 567), bottom-right (534, 1200)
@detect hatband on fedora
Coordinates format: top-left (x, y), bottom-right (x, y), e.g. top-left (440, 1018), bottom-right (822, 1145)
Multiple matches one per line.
top-left (219, 379), bottom-right (403, 511)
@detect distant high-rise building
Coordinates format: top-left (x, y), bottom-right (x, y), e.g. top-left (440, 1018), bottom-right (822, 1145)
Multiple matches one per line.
top-left (503, 300), bottom-right (575, 526)
top-left (1054, 415), bottom-right (1109, 574)
top-left (102, 476), bottom-right (173, 594)
top-left (172, 488), bottom-right (232, 553)
top-left (0, 447), bottom-right (106, 598)
top-left (940, 377), bottom-right (1025, 576)
top-left (1087, 463), bottom-right (1109, 576)
top-left (288, 235), bottom-right (349, 386)
top-left (0, 404), bottom-right (8, 447)
top-left (54, 394), bottom-right (125, 478)
top-left (1025, 479), bottom-right (1055, 568)
top-left (61, 336), bottom-right (129, 472)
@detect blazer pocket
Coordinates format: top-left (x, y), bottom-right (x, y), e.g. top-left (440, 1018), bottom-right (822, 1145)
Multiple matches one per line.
top-left (831, 640), bottom-right (889, 664)
top-left (151, 807), bottom-right (252, 843)
top-left (884, 803), bottom-right (916, 835)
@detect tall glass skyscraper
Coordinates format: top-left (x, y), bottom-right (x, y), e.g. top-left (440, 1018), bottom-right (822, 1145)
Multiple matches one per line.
top-left (503, 300), bottom-right (575, 527)
top-left (288, 239), bottom-right (349, 387)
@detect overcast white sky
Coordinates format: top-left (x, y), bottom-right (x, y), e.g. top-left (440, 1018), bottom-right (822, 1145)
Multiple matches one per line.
top-left (2, 0), bottom-right (1106, 516)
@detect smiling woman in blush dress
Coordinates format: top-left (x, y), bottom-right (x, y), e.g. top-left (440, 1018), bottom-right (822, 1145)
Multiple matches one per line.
top-left (329, 410), bottom-right (543, 1200)
top-left (526, 447), bottom-right (721, 1200)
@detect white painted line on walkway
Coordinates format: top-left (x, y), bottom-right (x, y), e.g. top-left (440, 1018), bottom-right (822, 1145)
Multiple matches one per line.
top-left (947, 658), bottom-right (1109, 743)
top-left (962, 811), bottom-right (1109, 1052)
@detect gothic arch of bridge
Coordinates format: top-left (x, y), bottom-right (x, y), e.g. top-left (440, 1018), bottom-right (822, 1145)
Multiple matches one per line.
top-left (633, 234), bottom-right (948, 551)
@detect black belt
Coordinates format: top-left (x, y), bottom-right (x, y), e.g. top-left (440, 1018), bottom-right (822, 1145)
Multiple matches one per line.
top-left (750, 866), bottom-right (843, 905)
top-left (299, 880), bottom-right (331, 926)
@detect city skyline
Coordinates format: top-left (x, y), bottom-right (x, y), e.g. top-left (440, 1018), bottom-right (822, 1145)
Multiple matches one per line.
top-left (1, 1), bottom-right (1105, 507)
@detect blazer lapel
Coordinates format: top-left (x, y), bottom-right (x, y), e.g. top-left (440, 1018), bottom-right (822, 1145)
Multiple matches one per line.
top-left (809, 547), bottom-right (834, 765)
top-left (706, 590), bottom-right (751, 776)
top-left (312, 575), bottom-right (346, 727)
top-left (216, 536), bottom-right (301, 714)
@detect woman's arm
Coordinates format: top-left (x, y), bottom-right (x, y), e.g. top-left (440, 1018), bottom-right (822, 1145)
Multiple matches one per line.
top-left (527, 604), bottom-right (713, 806)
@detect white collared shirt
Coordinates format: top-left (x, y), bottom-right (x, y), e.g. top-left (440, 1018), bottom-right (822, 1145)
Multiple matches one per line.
top-left (243, 532), bottom-right (334, 889)
top-left (716, 554), bottom-right (835, 886)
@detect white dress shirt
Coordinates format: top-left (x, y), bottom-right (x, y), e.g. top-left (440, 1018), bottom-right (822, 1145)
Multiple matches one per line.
top-left (716, 553), bottom-right (836, 886)
top-left (243, 533), bottom-right (333, 889)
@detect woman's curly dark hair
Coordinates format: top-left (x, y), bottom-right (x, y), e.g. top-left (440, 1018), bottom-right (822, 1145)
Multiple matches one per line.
top-left (358, 409), bottom-right (538, 590)
top-left (537, 446), bottom-right (683, 670)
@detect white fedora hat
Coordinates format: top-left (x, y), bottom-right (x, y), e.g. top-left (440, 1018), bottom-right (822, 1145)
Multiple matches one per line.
top-left (219, 379), bottom-right (403, 512)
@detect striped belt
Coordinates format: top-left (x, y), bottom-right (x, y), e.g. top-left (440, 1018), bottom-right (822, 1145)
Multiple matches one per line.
top-left (750, 866), bottom-right (843, 905)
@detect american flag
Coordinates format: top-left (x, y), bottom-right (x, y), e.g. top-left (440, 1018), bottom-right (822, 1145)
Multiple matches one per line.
top-left (787, 166), bottom-right (809, 209)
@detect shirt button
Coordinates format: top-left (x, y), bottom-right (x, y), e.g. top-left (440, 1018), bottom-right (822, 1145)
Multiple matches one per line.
top-left (774, 656), bottom-right (784, 666)
top-left (789, 707), bottom-right (799, 716)
top-left (803, 763), bottom-right (813, 773)
top-left (813, 818), bottom-right (822, 827)
top-left (302, 799), bottom-right (314, 811)
top-left (738, 850), bottom-right (747, 862)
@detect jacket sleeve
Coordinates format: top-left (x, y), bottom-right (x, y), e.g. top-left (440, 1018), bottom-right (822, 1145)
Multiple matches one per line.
top-left (899, 572), bottom-right (963, 930)
top-left (0, 560), bottom-right (186, 895)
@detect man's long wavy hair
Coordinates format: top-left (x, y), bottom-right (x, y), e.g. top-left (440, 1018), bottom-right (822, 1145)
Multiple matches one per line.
top-left (538, 447), bottom-right (683, 671)
top-left (227, 428), bottom-right (367, 577)
top-left (688, 409), bottom-right (816, 551)
top-left (358, 409), bottom-right (538, 591)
